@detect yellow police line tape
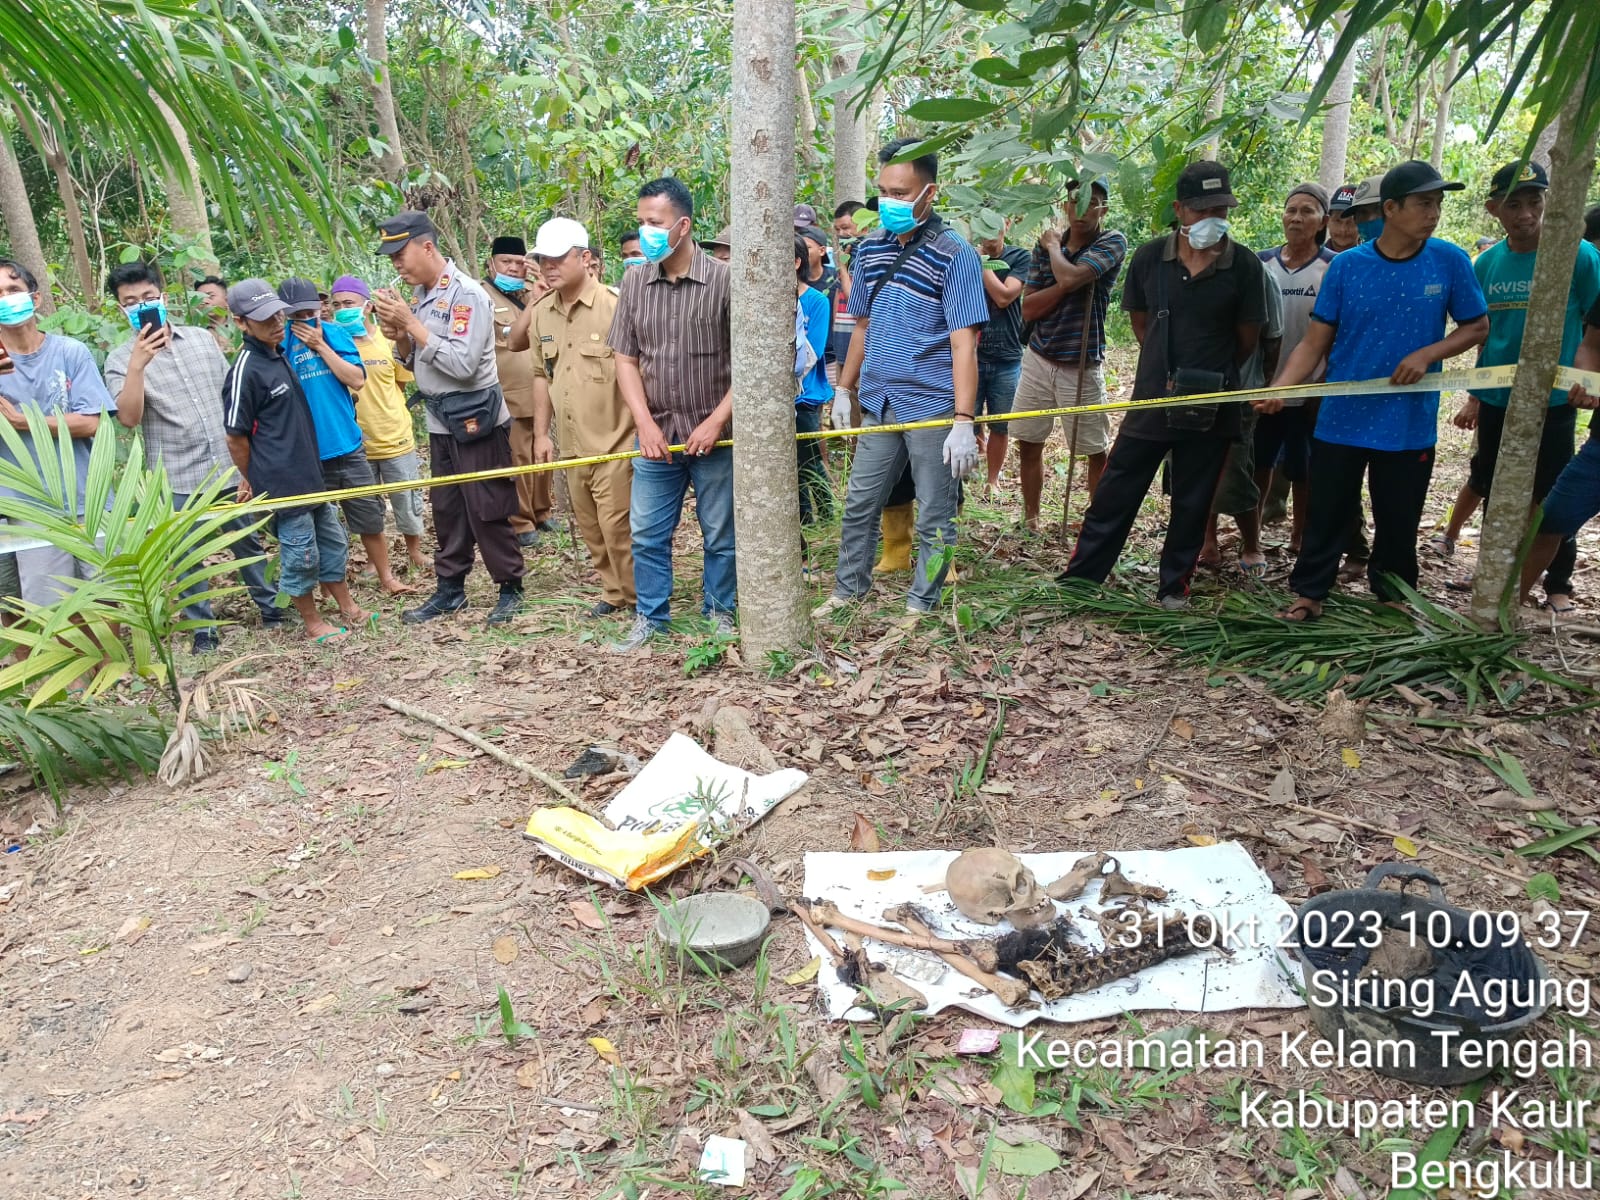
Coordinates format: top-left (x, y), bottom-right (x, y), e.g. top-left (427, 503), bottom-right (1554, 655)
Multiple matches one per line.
top-left (203, 361), bottom-right (1592, 516)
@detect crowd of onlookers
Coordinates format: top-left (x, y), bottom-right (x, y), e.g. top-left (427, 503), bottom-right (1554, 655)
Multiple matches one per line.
top-left (3, 147), bottom-right (1600, 659)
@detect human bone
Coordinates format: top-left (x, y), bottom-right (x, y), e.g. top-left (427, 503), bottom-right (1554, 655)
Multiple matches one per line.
top-left (946, 848), bottom-right (1056, 927)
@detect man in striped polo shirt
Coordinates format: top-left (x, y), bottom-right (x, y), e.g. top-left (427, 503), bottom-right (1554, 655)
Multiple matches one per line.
top-left (815, 139), bottom-right (990, 618)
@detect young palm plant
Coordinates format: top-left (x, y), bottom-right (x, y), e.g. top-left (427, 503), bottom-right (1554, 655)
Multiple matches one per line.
top-left (0, 409), bottom-right (268, 803)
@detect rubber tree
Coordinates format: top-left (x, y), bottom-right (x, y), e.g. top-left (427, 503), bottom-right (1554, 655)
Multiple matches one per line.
top-left (830, 0), bottom-right (869, 207)
top-left (1467, 84), bottom-right (1598, 625)
top-left (731, 0), bottom-right (811, 656)
top-left (365, 0), bottom-right (406, 183)
top-left (1316, 18), bottom-right (1354, 190)
top-left (0, 120), bottom-right (53, 314)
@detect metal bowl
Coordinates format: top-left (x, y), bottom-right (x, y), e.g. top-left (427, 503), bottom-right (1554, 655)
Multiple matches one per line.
top-left (653, 892), bottom-right (772, 974)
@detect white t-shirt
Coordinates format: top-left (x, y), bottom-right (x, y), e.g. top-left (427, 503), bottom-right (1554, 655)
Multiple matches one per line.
top-left (1260, 244), bottom-right (1336, 402)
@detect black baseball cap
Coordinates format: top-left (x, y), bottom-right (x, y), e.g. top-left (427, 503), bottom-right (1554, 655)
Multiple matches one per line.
top-left (376, 211), bottom-right (438, 256)
top-left (1380, 160), bottom-right (1465, 204)
top-left (1329, 184), bottom-right (1358, 213)
top-left (1488, 160), bottom-right (1550, 199)
top-left (276, 278), bottom-right (322, 317)
top-left (1175, 161), bottom-right (1238, 210)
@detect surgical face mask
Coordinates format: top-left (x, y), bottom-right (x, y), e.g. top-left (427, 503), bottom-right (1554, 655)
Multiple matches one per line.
top-left (493, 273), bottom-right (525, 292)
top-left (638, 221), bottom-right (682, 264)
top-left (1356, 216), bottom-right (1385, 243)
top-left (623, 256), bottom-right (647, 268)
top-left (878, 185), bottom-right (932, 236)
top-left (122, 299), bottom-right (168, 332)
top-left (0, 292), bottom-right (37, 327)
top-left (332, 307), bottom-right (367, 333)
top-left (1182, 217), bottom-right (1230, 250)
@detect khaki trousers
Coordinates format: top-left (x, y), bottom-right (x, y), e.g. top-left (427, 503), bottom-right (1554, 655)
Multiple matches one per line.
top-left (570, 458), bottom-right (635, 607)
top-left (509, 415), bottom-right (553, 531)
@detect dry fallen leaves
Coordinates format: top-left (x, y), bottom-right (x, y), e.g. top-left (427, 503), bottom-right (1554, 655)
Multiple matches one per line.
top-left (569, 900), bottom-right (608, 931)
top-left (850, 813), bottom-right (880, 853)
top-left (453, 866), bottom-right (502, 881)
top-left (587, 1036), bottom-right (621, 1066)
top-left (492, 935), bottom-right (519, 964)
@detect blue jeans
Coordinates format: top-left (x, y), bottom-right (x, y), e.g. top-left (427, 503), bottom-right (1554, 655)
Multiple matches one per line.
top-left (976, 358), bottom-right (1021, 436)
top-left (173, 491), bottom-right (277, 625)
top-left (834, 402), bottom-right (959, 611)
top-left (1541, 429), bottom-right (1600, 539)
top-left (272, 504), bottom-right (349, 598)
top-left (630, 446), bottom-right (736, 626)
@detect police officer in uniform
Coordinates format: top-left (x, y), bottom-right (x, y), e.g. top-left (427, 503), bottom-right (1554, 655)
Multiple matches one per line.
top-left (370, 212), bottom-right (526, 625)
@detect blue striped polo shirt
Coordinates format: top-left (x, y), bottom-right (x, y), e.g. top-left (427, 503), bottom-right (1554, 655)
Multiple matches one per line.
top-left (848, 219), bottom-right (990, 421)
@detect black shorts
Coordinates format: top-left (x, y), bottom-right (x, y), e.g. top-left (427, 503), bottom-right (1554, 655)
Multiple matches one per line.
top-left (1467, 402), bottom-right (1577, 501)
top-left (1253, 404), bottom-right (1315, 483)
top-left (321, 449), bottom-right (388, 536)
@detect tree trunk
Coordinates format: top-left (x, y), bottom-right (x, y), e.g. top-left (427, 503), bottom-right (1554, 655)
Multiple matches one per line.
top-left (1199, 67), bottom-right (1227, 159)
top-left (0, 123), bottom-right (54, 314)
top-left (1467, 88), bottom-right (1598, 627)
top-left (152, 95), bottom-right (217, 273)
top-left (731, 0), bottom-right (809, 656)
top-left (831, 0), bottom-right (868, 206)
top-left (796, 64), bottom-right (819, 171)
top-left (13, 102), bottom-right (93, 300)
top-left (1429, 44), bottom-right (1463, 169)
top-left (1532, 117), bottom-right (1560, 169)
top-left (365, 0), bottom-right (406, 182)
top-left (1317, 21), bottom-right (1355, 191)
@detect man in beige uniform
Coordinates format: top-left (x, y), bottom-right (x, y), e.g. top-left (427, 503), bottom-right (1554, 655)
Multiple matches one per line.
top-left (526, 218), bottom-right (636, 616)
top-left (484, 234), bottom-right (555, 546)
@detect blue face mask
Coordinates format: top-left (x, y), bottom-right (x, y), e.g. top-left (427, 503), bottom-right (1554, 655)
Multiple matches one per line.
top-left (493, 273), bottom-right (525, 293)
top-left (638, 221), bottom-right (681, 263)
top-left (877, 185), bottom-right (932, 236)
top-left (0, 292), bottom-right (37, 327)
top-left (1356, 216), bottom-right (1385, 243)
top-left (332, 307), bottom-right (367, 332)
top-left (123, 300), bottom-right (169, 332)
top-left (623, 256), bottom-right (647, 268)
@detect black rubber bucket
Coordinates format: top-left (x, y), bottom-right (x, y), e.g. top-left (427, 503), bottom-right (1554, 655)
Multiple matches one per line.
top-left (1292, 864), bottom-right (1550, 1086)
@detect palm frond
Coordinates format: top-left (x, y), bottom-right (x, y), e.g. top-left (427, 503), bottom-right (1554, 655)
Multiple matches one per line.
top-left (0, 697), bottom-right (167, 805)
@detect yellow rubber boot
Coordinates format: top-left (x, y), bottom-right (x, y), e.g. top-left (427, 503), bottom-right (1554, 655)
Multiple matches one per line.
top-left (872, 504), bottom-right (914, 574)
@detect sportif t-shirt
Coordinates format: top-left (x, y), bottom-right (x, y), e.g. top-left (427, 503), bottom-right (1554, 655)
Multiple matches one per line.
top-left (977, 245), bottom-right (1032, 363)
top-left (1473, 238), bottom-right (1600, 407)
top-left (1260, 244), bottom-right (1336, 401)
top-left (0, 333), bottom-right (118, 516)
top-left (282, 319), bottom-right (366, 461)
top-left (1311, 238), bottom-right (1488, 452)
top-left (351, 326), bottom-right (416, 459)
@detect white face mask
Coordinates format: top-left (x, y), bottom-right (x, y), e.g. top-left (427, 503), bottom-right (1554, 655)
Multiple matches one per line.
top-left (1183, 217), bottom-right (1230, 250)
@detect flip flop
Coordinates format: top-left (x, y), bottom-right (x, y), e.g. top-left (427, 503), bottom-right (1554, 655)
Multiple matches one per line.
top-left (1240, 557), bottom-right (1267, 580)
top-left (1277, 599), bottom-right (1322, 623)
top-left (313, 626), bottom-right (351, 644)
top-left (1542, 599), bottom-right (1577, 616)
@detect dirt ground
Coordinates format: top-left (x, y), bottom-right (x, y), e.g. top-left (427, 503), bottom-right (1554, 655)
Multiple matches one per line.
top-left (3, 393), bottom-right (1599, 1200)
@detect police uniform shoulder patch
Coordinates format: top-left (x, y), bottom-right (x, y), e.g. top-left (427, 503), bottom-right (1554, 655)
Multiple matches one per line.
top-left (438, 272), bottom-right (451, 288)
top-left (451, 302), bottom-right (472, 336)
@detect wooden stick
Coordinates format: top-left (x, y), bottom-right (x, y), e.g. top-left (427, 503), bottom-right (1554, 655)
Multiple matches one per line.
top-left (381, 696), bottom-right (582, 804)
top-left (1157, 762), bottom-right (1534, 890)
top-left (806, 900), bottom-right (1000, 973)
top-left (883, 904), bottom-right (1032, 1008)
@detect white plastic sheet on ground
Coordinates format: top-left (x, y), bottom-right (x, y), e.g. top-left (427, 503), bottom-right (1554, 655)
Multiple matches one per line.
top-left (524, 733), bottom-right (808, 890)
top-left (802, 843), bottom-right (1305, 1025)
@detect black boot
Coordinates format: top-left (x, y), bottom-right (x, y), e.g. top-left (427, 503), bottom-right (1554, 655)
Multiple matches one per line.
top-left (401, 576), bottom-right (467, 624)
top-left (484, 581), bottom-right (524, 627)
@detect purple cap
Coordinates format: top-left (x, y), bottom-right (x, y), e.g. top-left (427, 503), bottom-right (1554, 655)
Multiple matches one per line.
top-left (330, 274), bottom-right (371, 300)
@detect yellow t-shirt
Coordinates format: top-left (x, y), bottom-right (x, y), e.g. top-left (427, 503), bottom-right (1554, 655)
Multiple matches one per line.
top-left (352, 327), bottom-right (415, 460)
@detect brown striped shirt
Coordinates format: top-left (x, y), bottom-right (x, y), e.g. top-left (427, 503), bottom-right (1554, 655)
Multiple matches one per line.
top-left (607, 246), bottom-right (732, 443)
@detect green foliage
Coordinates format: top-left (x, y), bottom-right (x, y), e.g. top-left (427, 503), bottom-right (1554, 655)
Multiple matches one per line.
top-left (0, 412), bottom-right (267, 707)
top-left (682, 627), bottom-right (738, 677)
top-left (0, 698), bottom-right (167, 805)
top-left (496, 985), bottom-right (537, 1046)
top-left (1053, 578), bottom-right (1596, 713)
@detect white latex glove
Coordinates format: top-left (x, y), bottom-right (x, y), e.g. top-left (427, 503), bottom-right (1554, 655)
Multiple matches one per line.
top-left (831, 388), bottom-right (855, 430)
top-left (942, 419), bottom-right (980, 480)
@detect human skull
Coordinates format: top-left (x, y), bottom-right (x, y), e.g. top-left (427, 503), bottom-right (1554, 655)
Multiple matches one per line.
top-left (946, 848), bottom-right (1055, 927)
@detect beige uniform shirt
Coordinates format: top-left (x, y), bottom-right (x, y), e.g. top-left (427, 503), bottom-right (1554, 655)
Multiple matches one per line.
top-left (532, 278), bottom-right (635, 457)
top-left (487, 280), bottom-right (538, 419)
